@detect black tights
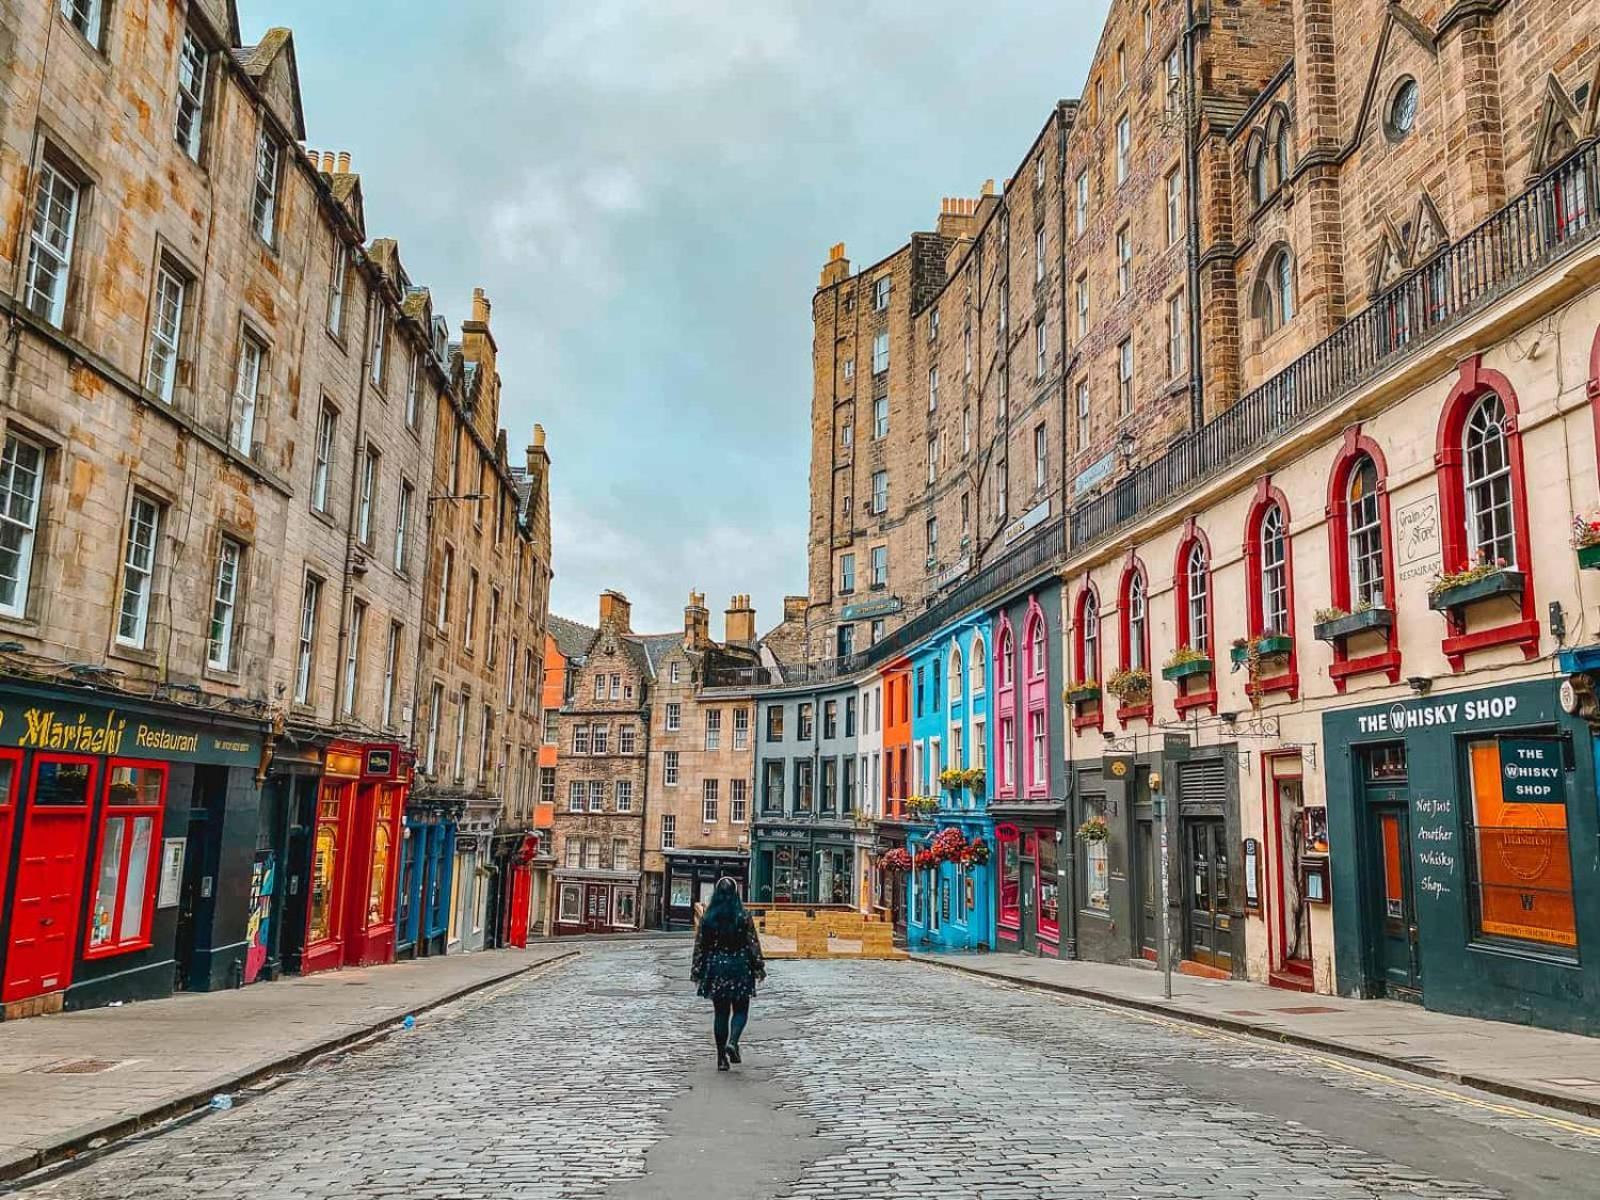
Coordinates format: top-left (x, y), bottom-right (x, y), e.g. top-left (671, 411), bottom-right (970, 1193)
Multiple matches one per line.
top-left (712, 996), bottom-right (750, 1054)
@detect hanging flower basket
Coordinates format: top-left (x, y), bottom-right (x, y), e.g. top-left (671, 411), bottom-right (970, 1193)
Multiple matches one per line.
top-left (913, 848), bottom-right (940, 871)
top-left (877, 848), bottom-right (912, 873)
top-left (960, 837), bottom-right (991, 867)
top-left (929, 827), bottom-right (968, 862)
top-left (1076, 815), bottom-right (1110, 843)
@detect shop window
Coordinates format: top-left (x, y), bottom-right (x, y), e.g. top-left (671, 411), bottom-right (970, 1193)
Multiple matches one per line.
top-left (1038, 834), bottom-right (1060, 938)
top-left (366, 789), bottom-right (397, 929)
top-left (85, 762), bottom-right (166, 957)
top-left (558, 883), bottom-right (581, 924)
top-left (1464, 739), bottom-right (1577, 956)
top-left (998, 826), bottom-right (1021, 929)
top-left (308, 782), bottom-right (348, 946)
top-left (1081, 794), bottom-right (1110, 912)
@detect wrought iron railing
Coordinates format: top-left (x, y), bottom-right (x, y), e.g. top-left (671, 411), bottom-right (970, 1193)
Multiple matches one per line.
top-left (1071, 139), bottom-right (1600, 551)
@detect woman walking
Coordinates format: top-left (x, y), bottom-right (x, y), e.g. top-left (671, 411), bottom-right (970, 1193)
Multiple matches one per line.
top-left (690, 877), bottom-right (765, 1071)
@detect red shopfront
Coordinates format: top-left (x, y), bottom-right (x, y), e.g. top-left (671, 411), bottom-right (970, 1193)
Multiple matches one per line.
top-left (0, 687), bottom-right (267, 1017)
top-left (301, 742), bottom-right (410, 975)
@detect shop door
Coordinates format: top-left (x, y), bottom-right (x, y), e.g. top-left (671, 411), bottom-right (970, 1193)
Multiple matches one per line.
top-left (2, 757), bottom-right (96, 1004)
top-left (1182, 818), bottom-right (1231, 970)
top-left (508, 867), bottom-right (530, 948)
top-left (584, 882), bottom-right (611, 932)
top-left (1275, 777), bottom-right (1312, 971)
top-left (1367, 802), bottom-right (1421, 996)
top-left (1019, 853), bottom-right (1037, 953)
top-left (1135, 818), bottom-right (1158, 961)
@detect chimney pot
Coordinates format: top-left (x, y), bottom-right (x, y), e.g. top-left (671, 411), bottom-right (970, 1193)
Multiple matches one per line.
top-left (532, 423), bottom-right (545, 449)
top-left (336, 150), bottom-right (351, 173)
top-left (471, 288), bottom-right (491, 323)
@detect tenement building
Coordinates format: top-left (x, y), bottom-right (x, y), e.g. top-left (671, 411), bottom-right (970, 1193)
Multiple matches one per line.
top-left (0, 3), bottom-right (553, 1018)
top-left (810, 0), bottom-right (1600, 1037)
top-left (642, 594), bottom-right (769, 928)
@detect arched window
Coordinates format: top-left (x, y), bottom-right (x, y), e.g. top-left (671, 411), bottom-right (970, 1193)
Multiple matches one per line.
top-left (1346, 455), bottom-right (1385, 606)
top-left (998, 626), bottom-right (1014, 689)
top-left (969, 634), bottom-right (985, 695)
top-left (949, 644), bottom-right (963, 703)
top-left (1078, 588), bottom-right (1100, 683)
top-left (1247, 133), bottom-right (1269, 207)
top-left (1325, 433), bottom-right (1401, 690)
top-left (1259, 504), bottom-right (1288, 632)
top-left (1027, 615), bottom-right (1046, 679)
top-left (1253, 246), bottom-right (1295, 336)
top-left (1464, 393), bottom-right (1514, 566)
top-left (1271, 110), bottom-right (1292, 188)
top-left (1185, 541), bottom-right (1210, 652)
top-left (1126, 570), bottom-right (1148, 671)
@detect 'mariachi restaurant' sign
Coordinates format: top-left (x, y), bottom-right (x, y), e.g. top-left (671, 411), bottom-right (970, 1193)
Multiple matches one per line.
top-left (0, 701), bottom-right (261, 766)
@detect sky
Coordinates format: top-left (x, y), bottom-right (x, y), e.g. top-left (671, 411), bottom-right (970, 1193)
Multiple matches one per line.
top-left (239, 0), bottom-right (1112, 637)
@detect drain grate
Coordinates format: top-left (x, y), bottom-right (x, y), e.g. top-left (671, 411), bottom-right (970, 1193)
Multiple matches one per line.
top-left (39, 1058), bottom-right (125, 1074)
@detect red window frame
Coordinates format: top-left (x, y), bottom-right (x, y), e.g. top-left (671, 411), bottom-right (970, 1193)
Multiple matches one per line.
top-left (1324, 428), bottom-right (1402, 690)
top-left (1242, 478), bottom-right (1299, 700)
top-left (1172, 521), bottom-right (1217, 716)
top-left (1116, 559), bottom-right (1153, 725)
top-left (1432, 356), bottom-right (1539, 671)
top-left (1072, 583), bottom-right (1103, 732)
top-left (82, 759), bottom-right (166, 960)
top-left (0, 748), bottom-right (21, 926)
top-left (996, 823), bottom-right (1021, 933)
top-left (1035, 830), bottom-right (1060, 944)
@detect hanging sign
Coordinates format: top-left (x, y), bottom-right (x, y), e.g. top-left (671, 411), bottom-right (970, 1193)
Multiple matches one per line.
top-left (1242, 837), bottom-right (1261, 910)
top-left (1498, 736), bottom-right (1564, 803)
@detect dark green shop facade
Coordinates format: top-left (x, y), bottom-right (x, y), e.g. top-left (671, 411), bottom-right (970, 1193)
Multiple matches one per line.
top-left (1323, 679), bottom-right (1600, 1035)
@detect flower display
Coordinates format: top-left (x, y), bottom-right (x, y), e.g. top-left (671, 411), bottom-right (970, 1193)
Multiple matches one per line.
top-left (1076, 815), bottom-right (1110, 843)
top-left (877, 848), bottom-right (913, 873)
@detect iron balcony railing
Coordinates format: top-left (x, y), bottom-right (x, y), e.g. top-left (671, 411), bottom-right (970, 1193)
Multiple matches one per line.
top-left (1071, 138), bottom-right (1600, 551)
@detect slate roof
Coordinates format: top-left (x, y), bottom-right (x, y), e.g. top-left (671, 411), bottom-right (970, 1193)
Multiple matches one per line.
top-left (633, 633), bottom-right (682, 678)
top-left (546, 615), bottom-right (597, 661)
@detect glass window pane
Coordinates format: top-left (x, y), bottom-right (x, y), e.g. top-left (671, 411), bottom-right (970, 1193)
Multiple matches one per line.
top-left (89, 816), bottom-right (126, 948)
top-left (118, 815), bottom-right (153, 942)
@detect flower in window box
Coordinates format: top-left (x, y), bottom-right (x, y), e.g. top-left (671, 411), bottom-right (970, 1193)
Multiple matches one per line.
top-left (1063, 680), bottom-right (1101, 706)
top-left (1105, 668), bottom-right (1151, 703)
top-left (1160, 645), bottom-right (1213, 681)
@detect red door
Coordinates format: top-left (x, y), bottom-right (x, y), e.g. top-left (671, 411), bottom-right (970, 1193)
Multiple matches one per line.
top-left (0, 750), bottom-right (21, 930)
top-left (584, 883), bottom-right (610, 932)
top-left (3, 756), bottom-right (97, 1004)
top-left (508, 867), bottom-right (531, 948)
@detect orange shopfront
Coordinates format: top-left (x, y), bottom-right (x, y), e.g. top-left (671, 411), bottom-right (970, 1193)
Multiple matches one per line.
top-left (300, 742), bottom-right (410, 975)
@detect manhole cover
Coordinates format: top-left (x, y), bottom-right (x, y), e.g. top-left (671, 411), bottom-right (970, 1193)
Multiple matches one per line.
top-left (39, 1058), bottom-right (124, 1074)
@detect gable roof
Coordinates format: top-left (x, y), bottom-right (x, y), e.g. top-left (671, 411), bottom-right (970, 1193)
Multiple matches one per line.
top-left (633, 633), bottom-right (683, 678)
top-left (547, 615), bottom-right (597, 661)
top-left (232, 28), bottom-right (307, 140)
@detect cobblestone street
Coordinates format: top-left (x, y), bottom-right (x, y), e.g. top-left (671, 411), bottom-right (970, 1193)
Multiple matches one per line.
top-left (15, 941), bottom-right (1600, 1199)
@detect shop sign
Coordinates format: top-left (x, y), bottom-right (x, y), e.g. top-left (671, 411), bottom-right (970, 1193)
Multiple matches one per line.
top-left (841, 596), bottom-right (903, 622)
top-left (1003, 499), bottom-right (1051, 546)
top-left (1396, 493), bottom-right (1442, 582)
top-left (1354, 693), bottom-right (1521, 736)
top-left (365, 747), bottom-right (395, 778)
top-left (1073, 451), bottom-right (1117, 496)
top-left (933, 556), bottom-right (971, 590)
top-left (456, 836), bottom-right (480, 853)
top-left (0, 699), bottom-right (260, 765)
top-left (1498, 737), bottom-right (1563, 804)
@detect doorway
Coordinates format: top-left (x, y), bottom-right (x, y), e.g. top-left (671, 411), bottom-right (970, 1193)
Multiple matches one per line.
top-left (1358, 744), bottom-right (1420, 998)
top-left (583, 882), bottom-right (611, 932)
top-left (1182, 817), bottom-right (1231, 971)
top-left (2, 756), bottom-right (96, 1004)
top-left (1271, 758), bottom-right (1313, 980)
top-left (1019, 846), bottom-right (1037, 954)
top-left (1135, 818), bottom-right (1158, 961)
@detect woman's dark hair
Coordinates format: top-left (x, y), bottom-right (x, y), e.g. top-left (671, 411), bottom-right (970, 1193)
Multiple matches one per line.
top-left (699, 876), bottom-right (747, 934)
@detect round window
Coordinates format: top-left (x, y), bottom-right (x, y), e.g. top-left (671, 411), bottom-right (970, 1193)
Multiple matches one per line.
top-left (1388, 78), bottom-right (1419, 140)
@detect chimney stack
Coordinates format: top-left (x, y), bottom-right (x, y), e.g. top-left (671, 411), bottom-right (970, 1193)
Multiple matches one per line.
top-left (724, 594), bottom-right (757, 648)
top-left (684, 590), bottom-right (710, 651)
top-left (598, 589), bottom-right (632, 634)
top-left (783, 595), bottom-right (808, 623)
top-left (820, 242), bottom-right (850, 288)
top-left (336, 150), bottom-right (351, 173)
top-left (471, 287), bottom-right (491, 324)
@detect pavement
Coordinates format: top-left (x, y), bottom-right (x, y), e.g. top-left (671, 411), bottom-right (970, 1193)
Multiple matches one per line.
top-left (9, 940), bottom-right (1600, 1198)
top-left (0, 946), bottom-right (573, 1183)
top-left (915, 951), bottom-right (1600, 1119)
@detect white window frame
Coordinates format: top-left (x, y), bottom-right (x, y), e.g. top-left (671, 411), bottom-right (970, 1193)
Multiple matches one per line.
top-left (230, 332), bottom-right (264, 454)
top-left (175, 28), bottom-right (208, 160)
top-left (1075, 170), bottom-right (1089, 235)
top-left (0, 435), bottom-right (45, 618)
top-left (702, 779), bottom-right (719, 824)
top-left (1115, 114), bottom-right (1131, 184)
top-left (1186, 541), bottom-right (1210, 653)
top-left (116, 495), bottom-right (160, 648)
top-left (395, 480), bottom-right (413, 572)
top-left (251, 130), bottom-right (280, 245)
top-left (383, 622), bottom-right (401, 726)
top-left (664, 750), bottom-right (679, 786)
top-left (327, 241), bottom-right (347, 334)
top-left (1260, 504), bottom-right (1289, 632)
top-left (145, 263), bottom-right (185, 402)
top-left (661, 814), bottom-right (677, 850)
top-left (295, 575), bottom-right (320, 704)
top-left (25, 161), bottom-right (79, 328)
top-left (356, 446), bottom-right (378, 545)
top-left (312, 403), bottom-right (336, 512)
top-left (206, 537), bottom-right (242, 671)
top-left (342, 600), bottom-right (365, 716)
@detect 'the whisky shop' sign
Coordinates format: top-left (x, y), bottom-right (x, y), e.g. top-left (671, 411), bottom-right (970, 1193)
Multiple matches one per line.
top-left (0, 701), bottom-right (260, 766)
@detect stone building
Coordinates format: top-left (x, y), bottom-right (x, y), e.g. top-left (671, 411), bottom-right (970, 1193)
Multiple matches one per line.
top-left (533, 614), bottom-right (595, 934)
top-left (642, 593), bottom-right (767, 928)
top-left (409, 291), bottom-right (552, 955)
top-left (549, 592), bottom-right (667, 934)
top-left (805, 0), bottom-right (1600, 1036)
top-left (0, 1), bottom-right (552, 1017)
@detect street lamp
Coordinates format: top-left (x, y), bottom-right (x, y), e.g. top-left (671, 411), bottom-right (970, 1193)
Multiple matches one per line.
top-left (1117, 430), bottom-right (1136, 471)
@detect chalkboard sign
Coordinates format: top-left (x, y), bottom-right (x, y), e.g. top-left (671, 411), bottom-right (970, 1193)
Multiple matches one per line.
top-left (1498, 736), bottom-right (1564, 804)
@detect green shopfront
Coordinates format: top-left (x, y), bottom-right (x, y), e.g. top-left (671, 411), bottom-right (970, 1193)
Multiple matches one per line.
top-left (0, 683), bottom-right (266, 1017)
top-left (1323, 679), bottom-right (1600, 1035)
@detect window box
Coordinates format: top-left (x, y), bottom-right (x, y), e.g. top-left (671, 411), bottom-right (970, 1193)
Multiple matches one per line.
top-left (1065, 684), bottom-right (1100, 706)
top-left (1313, 607), bottom-right (1394, 643)
top-left (1428, 569), bottom-right (1524, 614)
top-left (1255, 633), bottom-right (1294, 658)
top-left (1578, 544), bottom-right (1600, 571)
top-left (1161, 656), bottom-right (1213, 682)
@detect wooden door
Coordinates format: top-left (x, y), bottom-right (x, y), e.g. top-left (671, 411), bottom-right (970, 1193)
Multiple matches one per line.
top-left (1368, 803), bottom-right (1422, 995)
top-left (584, 883), bottom-right (610, 932)
top-left (1182, 818), bottom-right (1231, 970)
top-left (3, 756), bottom-right (96, 1003)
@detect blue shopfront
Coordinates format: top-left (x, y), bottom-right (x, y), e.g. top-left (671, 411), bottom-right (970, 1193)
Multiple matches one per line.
top-left (905, 616), bottom-right (996, 951)
top-left (395, 798), bottom-right (459, 959)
